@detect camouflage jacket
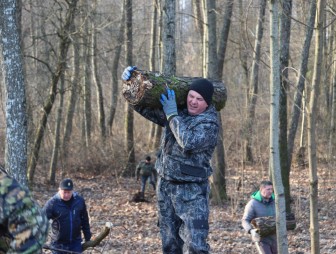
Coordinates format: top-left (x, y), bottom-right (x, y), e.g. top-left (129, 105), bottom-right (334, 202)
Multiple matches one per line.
top-left (134, 105), bottom-right (219, 182)
top-left (0, 169), bottom-right (48, 254)
top-left (136, 161), bottom-right (155, 177)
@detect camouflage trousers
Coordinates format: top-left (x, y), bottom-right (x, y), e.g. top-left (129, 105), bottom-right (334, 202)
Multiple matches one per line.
top-left (157, 178), bottom-right (210, 254)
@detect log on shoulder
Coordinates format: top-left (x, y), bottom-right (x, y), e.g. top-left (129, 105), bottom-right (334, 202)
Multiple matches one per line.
top-left (122, 70), bottom-right (227, 111)
top-left (251, 214), bottom-right (296, 237)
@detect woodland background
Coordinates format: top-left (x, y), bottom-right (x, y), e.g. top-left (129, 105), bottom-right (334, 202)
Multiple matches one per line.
top-left (0, 0), bottom-right (336, 253)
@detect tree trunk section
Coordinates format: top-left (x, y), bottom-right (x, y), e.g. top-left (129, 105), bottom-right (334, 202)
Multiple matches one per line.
top-left (122, 70), bottom-right (227, 110)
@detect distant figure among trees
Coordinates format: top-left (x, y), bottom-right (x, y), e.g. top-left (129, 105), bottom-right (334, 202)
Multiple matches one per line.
top-left (135, 155), bottom-right (156, 199)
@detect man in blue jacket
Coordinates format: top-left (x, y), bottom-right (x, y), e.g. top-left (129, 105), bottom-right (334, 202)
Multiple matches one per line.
top-left (242, 180), bottom-right (277, 254)
top-left (44, 178), bottom-right (91, 253)
top-left (122, 66), bottom-right (219, 254)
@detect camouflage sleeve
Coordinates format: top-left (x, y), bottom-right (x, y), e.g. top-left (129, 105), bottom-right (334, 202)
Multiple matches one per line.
top-left (169, 117), bottom-right (219, 152)
top-left (0, 173), bottom-right (48, 254)
top-left (133, 105), bottom-right (167, 127)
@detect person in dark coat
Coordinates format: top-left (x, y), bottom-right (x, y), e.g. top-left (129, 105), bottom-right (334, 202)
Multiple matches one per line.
top-left (44, 178), bottom-right (91, 254)
top-left (135, 155), bottom-right (156, 198)
top-left (122, 66), bottom-right (219, 254)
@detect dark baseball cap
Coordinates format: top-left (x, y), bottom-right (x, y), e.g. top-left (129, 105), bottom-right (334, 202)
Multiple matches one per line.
top-left (59, 178), bottom-right (73, 190)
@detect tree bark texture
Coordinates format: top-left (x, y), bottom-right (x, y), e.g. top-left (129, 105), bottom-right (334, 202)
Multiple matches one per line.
top-left (0, 0), bottom-right (28, 186)
top-left (122, 70), bottom-right (227, 111)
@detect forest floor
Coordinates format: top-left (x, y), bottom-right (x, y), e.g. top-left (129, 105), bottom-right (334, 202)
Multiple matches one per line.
top-left (34, 164), bottom-right (336, 254)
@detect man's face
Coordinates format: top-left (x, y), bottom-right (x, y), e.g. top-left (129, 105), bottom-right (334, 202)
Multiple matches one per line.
top-left (187, 90), bottom-right (208, 115)
top-left (59, 189), bottom-right (73, 201)
top-left (260, 185), bottom-right (273, 200)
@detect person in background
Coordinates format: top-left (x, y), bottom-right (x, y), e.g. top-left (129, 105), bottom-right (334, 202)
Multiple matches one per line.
top-left (0, 166), bottom-right (48, 253)
top-left (122, 66), bottom-right (219, 254)
top-left (241, 180), bottom-right (277, 254)
top-left (43, 178), bottom-right (91, 254)
top-left (135, 155), bottom-right (156, 199)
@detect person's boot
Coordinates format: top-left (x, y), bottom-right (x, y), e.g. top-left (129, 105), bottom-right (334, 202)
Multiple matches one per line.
top-left (140, 191), bottom-right (145, 200)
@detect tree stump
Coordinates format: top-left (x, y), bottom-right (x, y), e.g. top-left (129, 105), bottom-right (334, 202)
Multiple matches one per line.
top-left (122, 70), bottom-right (227, 111)
top-left (251, 213), bottom-right (296, 237)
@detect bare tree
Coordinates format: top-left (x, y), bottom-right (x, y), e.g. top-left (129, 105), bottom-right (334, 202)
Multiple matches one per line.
top-left (162, 0), bottom-right (176, 76)
top-left (307, 0), bottom-right (325, 252)
top-left (242, 0), bottom-right (267, 163)
top-left (279, 0), bottom-right (292, 214)
top-left (269, 0), bottom-right (289, 252)
top-left (288, 0), bottom-right (316, 171)
top-left (0, 0), bottom-right (28, 186)
top-left (108, 1), bottom-right (125, 132)
top-left (27, 0), bottom-right (78, 183)
top-left (91, 0), bottom-right (106, 139)
top-left (124, 0), bottom-right (135, 173)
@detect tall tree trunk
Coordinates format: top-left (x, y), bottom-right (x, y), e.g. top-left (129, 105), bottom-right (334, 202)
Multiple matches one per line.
top-left (329, 34), bottom-right (336, 156)
top-left (124, 0), bottom-right (135, 174)
top-left (269, 0), bottom-right (289, 253)
top-left (279, 0), bottom-right (292, 214)
top-left (27, 0), bottom-right (78, 184)
top-left (308, 0), bottom-right (325, 252)
top-left (148, 0), bottom-right (160, 148)
top-left (207, 0), bottom-right (227, 202)
top-left (62, 32), bottom-right (81, 169)
top-left (193, 0), bottom-right (205, 76)
top-left (0, 0), bottom-right (28, 186)
top-left (287, 0), bottom-right (316, 171)
top-left (91, 0), bottom-right (106, 139)
top-left (162, 0), bottom-right (176, 76)
top-left (83, 0), bottom-right (92, 147)
top-left (238, 0), bottom-right (249, 104)
top-left (242, 0), bottom-right (267, 163)
top-left (48, 73), bottom-right (65, 185)
top-left (108, 0), bottom-right (125, 133)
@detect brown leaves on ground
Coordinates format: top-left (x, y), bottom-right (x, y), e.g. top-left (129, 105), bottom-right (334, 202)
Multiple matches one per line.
top-left (34, 166), bottom-right (336, 254)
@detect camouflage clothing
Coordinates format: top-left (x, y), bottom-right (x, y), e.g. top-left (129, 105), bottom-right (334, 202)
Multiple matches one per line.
top-left (0, 169), bottom-right (48, 254)
top-left (134, 105), bottom-right (219, 254)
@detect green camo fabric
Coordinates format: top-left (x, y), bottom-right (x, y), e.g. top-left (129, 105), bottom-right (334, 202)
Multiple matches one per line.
top-left (0, 169), bottom-right (48, 253)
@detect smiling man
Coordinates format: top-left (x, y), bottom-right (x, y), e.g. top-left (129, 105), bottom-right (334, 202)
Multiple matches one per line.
top-left (122, 66), bottom-right (219, 254)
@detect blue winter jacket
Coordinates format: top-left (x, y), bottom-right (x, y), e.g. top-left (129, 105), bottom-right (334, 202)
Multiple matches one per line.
top-left (43, 192), bottom-right (91, 244)
top-left (134, 104), bottom-right (219, 182)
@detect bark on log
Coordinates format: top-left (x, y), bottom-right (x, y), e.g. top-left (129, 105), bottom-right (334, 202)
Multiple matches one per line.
top-left (251, 213), bottom-right (296, 237)
top-left (82, 222), bottom-right (112, 251)
top-left (122, 70), bottom-right (227, 111)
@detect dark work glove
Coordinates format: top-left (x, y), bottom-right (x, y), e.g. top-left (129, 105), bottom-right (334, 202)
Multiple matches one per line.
top-left (121, 66), bottom-right (137, 80)
top-left (160, 89), bottom-right (178, 121)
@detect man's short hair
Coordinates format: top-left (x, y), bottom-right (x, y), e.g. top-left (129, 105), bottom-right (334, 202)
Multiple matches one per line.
top-left (145, 156), bottom-right (151, 161)
top-left (260, 180), bottom-right (273, 189)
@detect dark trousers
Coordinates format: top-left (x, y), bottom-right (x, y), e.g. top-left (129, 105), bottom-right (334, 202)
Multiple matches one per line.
top-left (157, 178), bottom-right (210, 254)
top-left (140, 175), bottom-right (155, 193)
top-left (51, 240), bottom-right (82, 254)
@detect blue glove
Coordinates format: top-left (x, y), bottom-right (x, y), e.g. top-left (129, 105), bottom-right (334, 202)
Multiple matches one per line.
top-left (160, 89), bottom-right (178, 121)
top-left (121, 66), bottom-right (137, 80)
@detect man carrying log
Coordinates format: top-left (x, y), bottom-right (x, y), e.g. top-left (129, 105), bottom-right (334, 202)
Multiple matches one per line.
top-left (242, 180), bottom-right (277, 254)
top-left (122, 66), bottom-right (220, 254)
